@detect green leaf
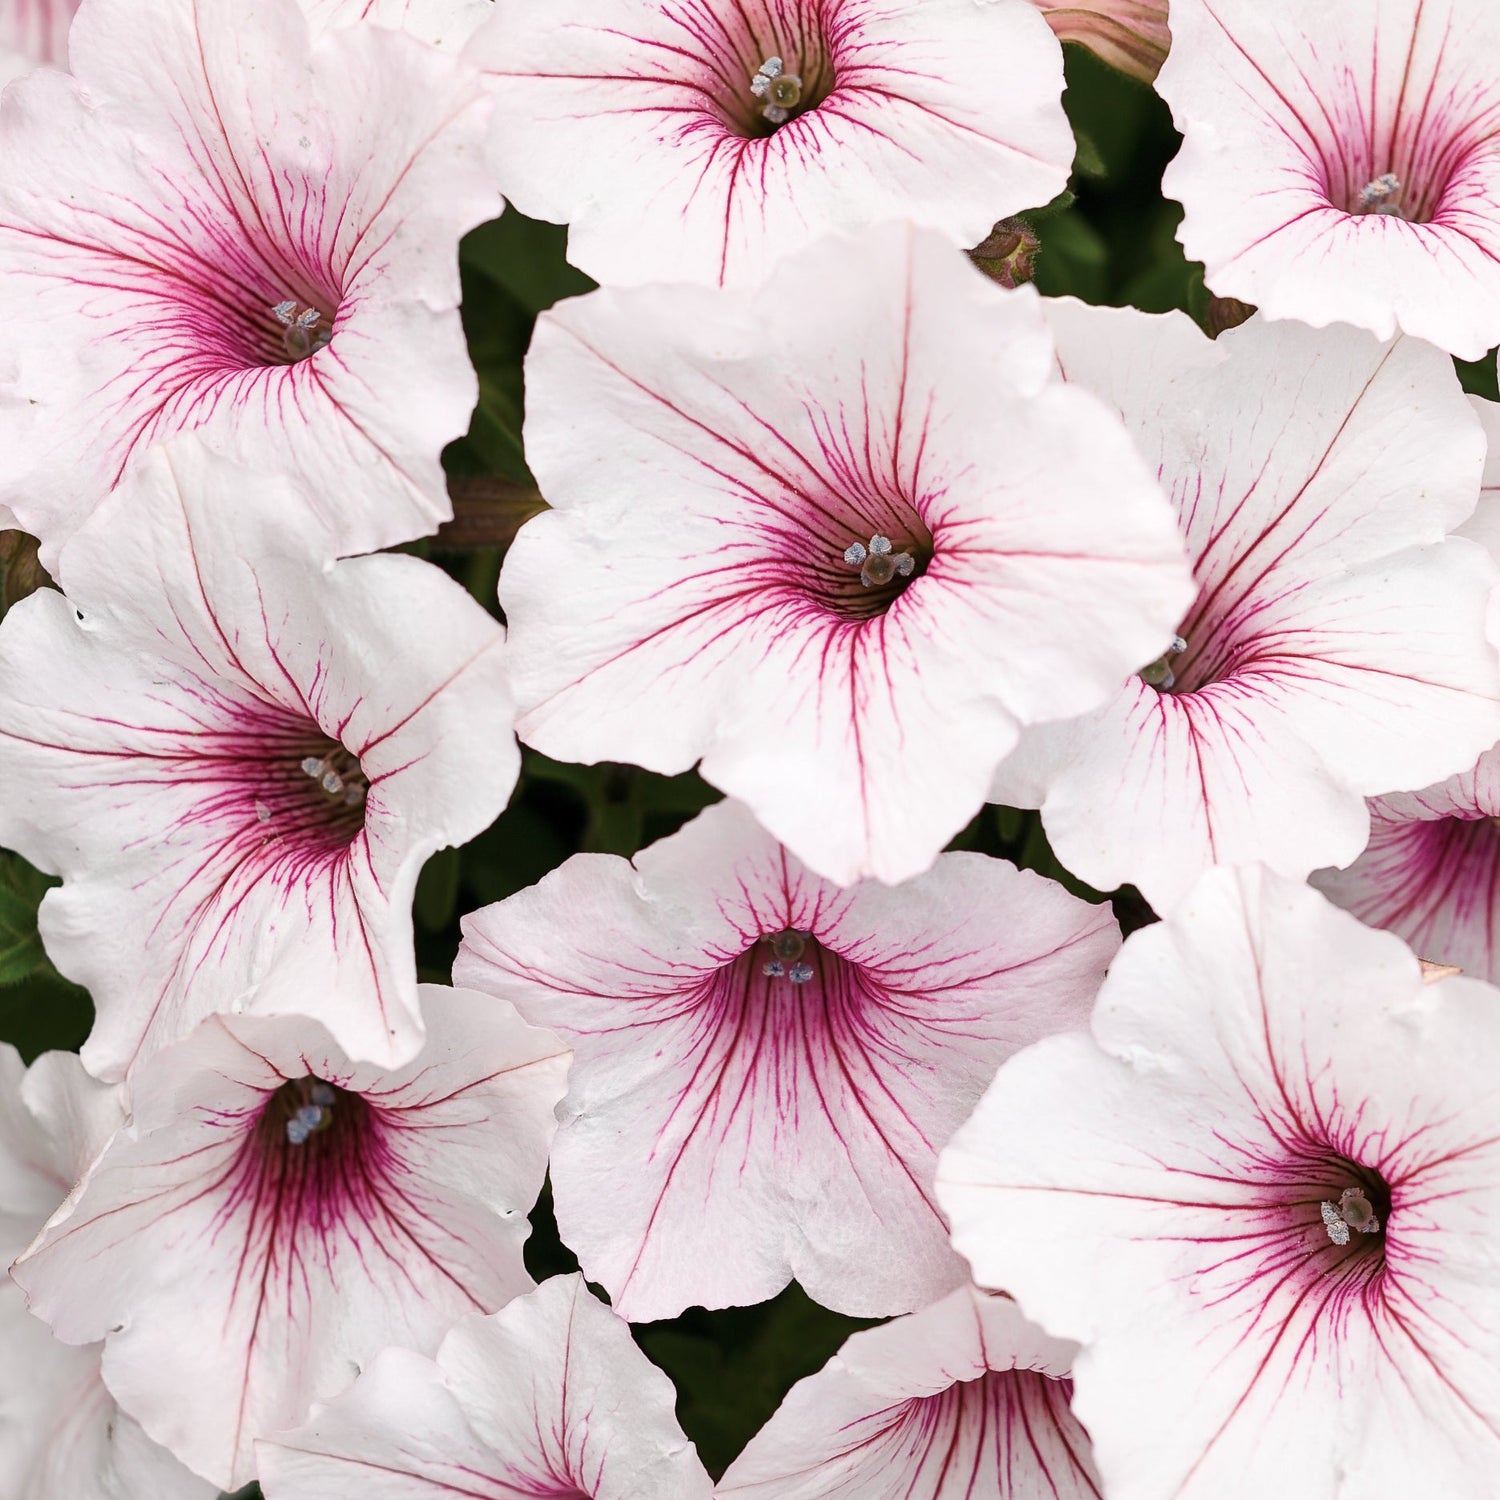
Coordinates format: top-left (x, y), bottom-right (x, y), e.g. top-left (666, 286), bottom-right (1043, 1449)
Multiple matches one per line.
top-left (414, 846), bottom-right (462, 933)
top-left (0, 853), bottom-right (56, 987)
top-left (461, 210), bottom-right (595, 317)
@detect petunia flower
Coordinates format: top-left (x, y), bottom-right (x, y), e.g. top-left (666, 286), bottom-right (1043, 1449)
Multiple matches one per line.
top-left (1158, 0), bottom-right (1500, 359)
top-left (305, 0), bottom-right (492, 48)
top-left (257, 1274), bottom-right (712, 1499)
top-left (502, 225), bottom-right (1195, 887)
top-left (937, 866), bottom-right (1500, 1500)
top-left (0, 1046), bottom-right (212, 1500)
top-left (989, 303), bottom-right (1500, 912)
top-left (717, 1285), bottom-right (1100, 1498)
top-left (0, 0), bottom-right (499, 565)
top-left (468, 0), bottom-right (1074, 287)
top-left (454, 799), bottom-right (1118, 1321)
top-left (12, 993), bottom-right (570, 1490)
top-left (0, 441), bottom-right (515, 1082)
top-left (1025, 0), bottom-right (1169, 83)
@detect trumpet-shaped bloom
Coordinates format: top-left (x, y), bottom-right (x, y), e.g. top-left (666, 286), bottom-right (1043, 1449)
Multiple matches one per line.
top-left (503, 226), bottom-right (1195, 887)
top-left (0, 1046), bottom-right (211, 1500)
top-left (717, 1285), bottom-right (1101, 1498)
top-left (0, 0), bottom-right (77, 81)
top-left (1025, 0), bottom-right (1168, 82)
top-left (1159, 0), bottom-right (1500, 359)
top-left (455, 799), bottom-right (1118, 1321)
top-left (0, 442), bottom-right (515, 1081)
top-left (0, 0), bottom-right (498, 565)
top-left (938, 867), bottom-right (1500, 1500)
top-left (1314, 747), bottom-right (1500, 981)
top-left (306, 0), bottom-right (490, 47)
top-left (990, 304), bottom-right (1500, 912)
top-left (470, 0), bottom-right (1072, 288)
top-left (257, 1275), bottom-right (712, 1499)
top-left (12, 993), bottom-right (569, 1490)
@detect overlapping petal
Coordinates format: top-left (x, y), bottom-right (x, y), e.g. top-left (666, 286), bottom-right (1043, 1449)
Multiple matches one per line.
top-left (258, 1275), bottom-right (712, 1499)
top-left (471, 0), bottom-right (1072, 287)
top-left (938, 867), bottom-right (1500, 1500)
top-left (991, 304), bottom-right (1500, 910)
top-left (456, 799), bottom-right (1118, 1321)
top-left (12, 992), bottom-right (570, 1489)
top-left (0, 0), bottom-right (498, 564)
top-left (1159, 0), bottom-right (1500, 358)
top-left (1025, 0), bottom-right (1168, 82)
top-left (0, 440), bottom-right (515, 1081)
top-left (717, 1285), bottom-right (1100, 1498)
top-left (306, 0), bottom-right (491, 47)
top-left (0, 0), bottom-right (77, 80)
top-left (0, 1047), bottom-right (211, 1500)
top-left (504, 226), bottom-right (1195, 886)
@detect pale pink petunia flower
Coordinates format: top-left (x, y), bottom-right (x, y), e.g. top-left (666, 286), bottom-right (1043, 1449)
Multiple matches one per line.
top-left (257, 1275), bottom-right (712, 1499)
top-left (0, 1046), bottom-right (212, 1500)
top-left (304, 0), bottom-right (491, 48)
top-left (1159, 0), bottom-right (1500, 359)
top-left (717, 1285), bottom-right (1101, 1498)
top-left (1025, 0), bottom-right (1169, 83)
top-left (503, 226), bottom-right (1195, 888)
top-left (0, 0), bottom-right (499, 566)
top-left (989, 303), bottom-right (1500, 912)
top-left (0, 441), bottom-right (515, 1082)
top-left (455, 799), bottom-right (1118, 1322)
top-left (12, 993), bottom-right (570, 1490)
top-left (468, 0), bottom-right (1074, 287)
top-left (938, 866), bottom-right (1500, 1500)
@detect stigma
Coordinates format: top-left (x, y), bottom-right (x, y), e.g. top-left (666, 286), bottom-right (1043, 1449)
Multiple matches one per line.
top-left (1320, 1186), bottom-right (1381, 1246)
top-left (844, 535), bottom-right (916, 589)
top-left (273, 300), bottom-right (332, 361)
top-left (750, 56), bottom-right (803, 126)
top-left (1139, 635), bottom-right (1187, 691)
top-left (763, 929), bottom-right (815, 983)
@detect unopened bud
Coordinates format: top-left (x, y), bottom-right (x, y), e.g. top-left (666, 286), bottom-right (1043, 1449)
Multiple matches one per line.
top-left (969, 218), bottom-right (1040, 290)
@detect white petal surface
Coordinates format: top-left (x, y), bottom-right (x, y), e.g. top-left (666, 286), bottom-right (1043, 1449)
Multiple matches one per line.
top-left (259, 1276), bottom-right (711, 1498)
top-left (12, 991), bottom-right (569, 1489)
top-left (938, 867), bottom-right (1500, 1500)
top-left (457, 800), bottom-right (1117, 1320)
top-left (506, 226), bottom-right (1194, 886)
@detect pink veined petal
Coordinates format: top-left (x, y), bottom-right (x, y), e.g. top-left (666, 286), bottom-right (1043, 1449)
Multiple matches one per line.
top-left (0, 1047), bottom-right (209, 1500)
top-left (0, 0), bottom-right (500, 566)
top-left (937, 866), bottom-right (1500, 1500)
top-left (1159, 0), bottom-right (1500, 358)
top-left (470, 0), bottom-right (1073, 287)
top-left (303, 0), bottom-right (492, 47)
top-left (257, 1276), bottom-right (713, 1499)
top-left (1313, 745), bottom-right (1500, 982)
top-left (11, 993), bottom-right (570, 1490)
top-left (456, 799), bottom-right (1118, 1321)
top-left (0, 0), bottom-right (77, 79)
top-left (504, 225), bottom-right (1195, 886)
top-left (992, 302), bottom-right (1500, 911)
top-left (1026, 0), bottom-right (1169, 83)
top-left (0, 439), bottom-right (516, 1081)
top-left (717, 1285), bottom-right (1102, 1498)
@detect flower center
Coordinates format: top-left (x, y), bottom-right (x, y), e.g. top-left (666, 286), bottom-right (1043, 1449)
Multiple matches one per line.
top-left (250, 732), bottom-right (369, 853)
top-left (281, 1076), bottom-right (339, 1144)
top-left (750, 56), bottom-right (805, 127)
top-left (272, 299), bottom-right (333, 362)
top-left (298, 746), bottom-right (368, 810)
top-left (1320, 1185), bottom-right (1382, 1245)
top-left (1139, 634), bottom-right (1187, 691)
top-left (844, 534), bottom-right (916, 590)
top-left (1356, 173), bottom-right (1405, 217)
top-left (762, 928), bottom-right (816, 983)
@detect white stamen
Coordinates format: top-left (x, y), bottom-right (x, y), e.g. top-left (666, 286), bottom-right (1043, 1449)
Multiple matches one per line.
top-left (343, 783), bottom-right (366, 808)
top-left (272, 300), bottom-right (298, 325)
top-left (869, 535), bottom-right (892, 556)
top-left (1358, 173), bottom-right (1403, 215)
top-left (1140, 635), bottom-right (1187, 691)
top-left (788, 961), bottom-right (814, 983)
top-left (301, 756), bottom-right (326, 779)
top-left (286, 1117), bottom-right (312, 1145)
top-left (310, 1082), bottom-right (335, 1107)
top-left (272, 300), bottom-right (332, 360)
top-left (254, 800), bottom-right (272, 824)
top-left (1321, 1201), bottom-right (1351, 1246)
top-left (321, 769), bottom-right (345, 796)
top-left (844, 533), bottom-right (917, 589)
top-left (764, 960), bottom-right (785, 978)
top-left (844, 542), bottom-right (868, 566)
top-left (762, 104), bottom-right (789, 124)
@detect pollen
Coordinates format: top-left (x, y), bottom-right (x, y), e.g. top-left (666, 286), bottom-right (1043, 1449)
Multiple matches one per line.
top-left (1321, 1186), bottom-right (1382, 1245)
top-left (301, 749), bottom-right (368, 808)
top-left (1357, 173), bottom-right (1404, 216)
top-left (273, 300), bottom-right (332, 361)
top-left (1139, 635), bottom-right (1187, 691)
top-left (844, 535), bottom-right (916, 590)
top-left (285, 1078), bottom-right (337, 1145)
top-left (763, 930), bottom-right (815, 984)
